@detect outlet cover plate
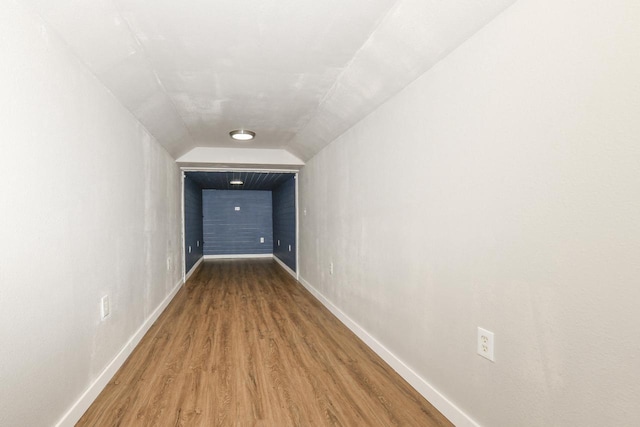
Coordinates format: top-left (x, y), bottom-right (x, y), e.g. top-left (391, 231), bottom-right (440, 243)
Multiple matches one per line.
top-left (477, 327), bottom-right (495, 362)
top-left (101, 295), bottom-right (110, 320)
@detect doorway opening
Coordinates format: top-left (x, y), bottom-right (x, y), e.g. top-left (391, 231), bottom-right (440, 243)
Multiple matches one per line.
top-left (182, 170), bottom-right (298, 281)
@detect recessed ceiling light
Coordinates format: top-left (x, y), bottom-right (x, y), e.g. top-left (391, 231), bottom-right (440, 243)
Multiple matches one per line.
top-left (230, 180), bottom-right (244, 185)
top-left (229, 129), bottom-right (255, 141)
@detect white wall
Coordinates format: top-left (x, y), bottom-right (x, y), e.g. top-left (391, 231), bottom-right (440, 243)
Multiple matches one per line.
top-left (0, 3), bottom-right (183, 426)
top-left (177, 147), bottom-right (305, 170)
top-left (299, 0), bottom-right (640, 425)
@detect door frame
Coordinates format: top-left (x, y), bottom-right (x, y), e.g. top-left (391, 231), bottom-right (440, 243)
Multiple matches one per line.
top-left (180, 167), bottom-right (301, 284)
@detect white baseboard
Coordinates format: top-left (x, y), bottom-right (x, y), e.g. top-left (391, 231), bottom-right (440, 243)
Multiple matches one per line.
top-left (204, 254), bottom-right (273, 260)
top-left (297, 276), bottom-right (479, 427)
top-left (55, 278), bottom-right (184, 427)
top-left (185, 256), bottom-right (204, 281)
top-left (273, 255), bottom-right (297, 279)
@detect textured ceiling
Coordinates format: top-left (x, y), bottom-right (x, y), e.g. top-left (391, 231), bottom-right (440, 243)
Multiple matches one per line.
top-left (20, 0), bottom-right (517, 161)
top-left (186, 171), bottom-right (293, 191)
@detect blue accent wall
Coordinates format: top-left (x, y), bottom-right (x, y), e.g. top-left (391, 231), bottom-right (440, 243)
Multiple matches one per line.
top-left (272, 175), bottom-right (296, 271)
top-left (203, 190), bottom-right (273, 256)
top-left (184, 175), bottom-right (203, 273)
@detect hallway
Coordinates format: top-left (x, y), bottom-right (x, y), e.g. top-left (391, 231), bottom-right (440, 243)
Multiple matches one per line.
top-left (78, 260), bottom-right (451, 426)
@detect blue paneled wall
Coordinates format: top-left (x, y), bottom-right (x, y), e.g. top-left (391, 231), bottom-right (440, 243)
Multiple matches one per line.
top-left (184, 175), bottom-right (204, 273)
top-left (203, 190), bottom-right (273, 256)
top-left (272, 175), bottom-right (296, 271)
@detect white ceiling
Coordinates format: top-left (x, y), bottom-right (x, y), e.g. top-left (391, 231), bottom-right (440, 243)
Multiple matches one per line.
top-left (20, 0), bottom-right (517, 161)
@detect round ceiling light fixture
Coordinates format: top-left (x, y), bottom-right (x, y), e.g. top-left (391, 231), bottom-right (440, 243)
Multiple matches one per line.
top-left (229, 129), bottom-right (256, 141)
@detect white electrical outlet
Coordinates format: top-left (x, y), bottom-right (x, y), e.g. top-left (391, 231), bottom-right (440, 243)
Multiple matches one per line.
top-left (197, 241), bottom-right (200, 247)
top-left (188, 246), bottom-right (192, 253)
top-left (477, 327), bottom-right (495, 361)
top-left (329, 262), bottom-right (334, 275)
top-left (234, 206), bottom-right (240, 211)
top-left (101, 295), bottom-right (110, 320)
top-left (277, 240), bottom-right (280, 246)
top-left (260, 237), bottom-right (265, 243)
top-left (166, 257), bottom-right (172, 271)
top-left (288, 245), bottom-right (292, 252)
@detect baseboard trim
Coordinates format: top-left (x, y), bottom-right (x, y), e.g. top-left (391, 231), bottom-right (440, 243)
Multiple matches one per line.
top-left (55, 278), bottom-right (184, 427)
top-left (204, 254), bottom-right (273, 260)
top-left (185, 256), bottom-right (204, 281)
top-left (297, 276), bottom-right (479, 427)
top-left (273, 255), bottom-right (297, 279)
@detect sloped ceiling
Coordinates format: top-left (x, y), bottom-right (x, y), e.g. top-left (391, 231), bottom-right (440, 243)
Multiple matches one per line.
top-left (19, 0), bottom-right (517, 161)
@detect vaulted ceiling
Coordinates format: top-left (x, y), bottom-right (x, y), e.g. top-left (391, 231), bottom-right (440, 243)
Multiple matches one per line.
top-left (20, 0), bottom-right (517, 161)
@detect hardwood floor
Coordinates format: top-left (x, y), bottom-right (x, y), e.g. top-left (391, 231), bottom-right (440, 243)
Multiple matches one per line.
top-left (78, 259), bottom-right (452, 426)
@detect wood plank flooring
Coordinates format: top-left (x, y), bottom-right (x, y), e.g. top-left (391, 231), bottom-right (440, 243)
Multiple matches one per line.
top-left (78, 259), bottom-right (452, 426)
